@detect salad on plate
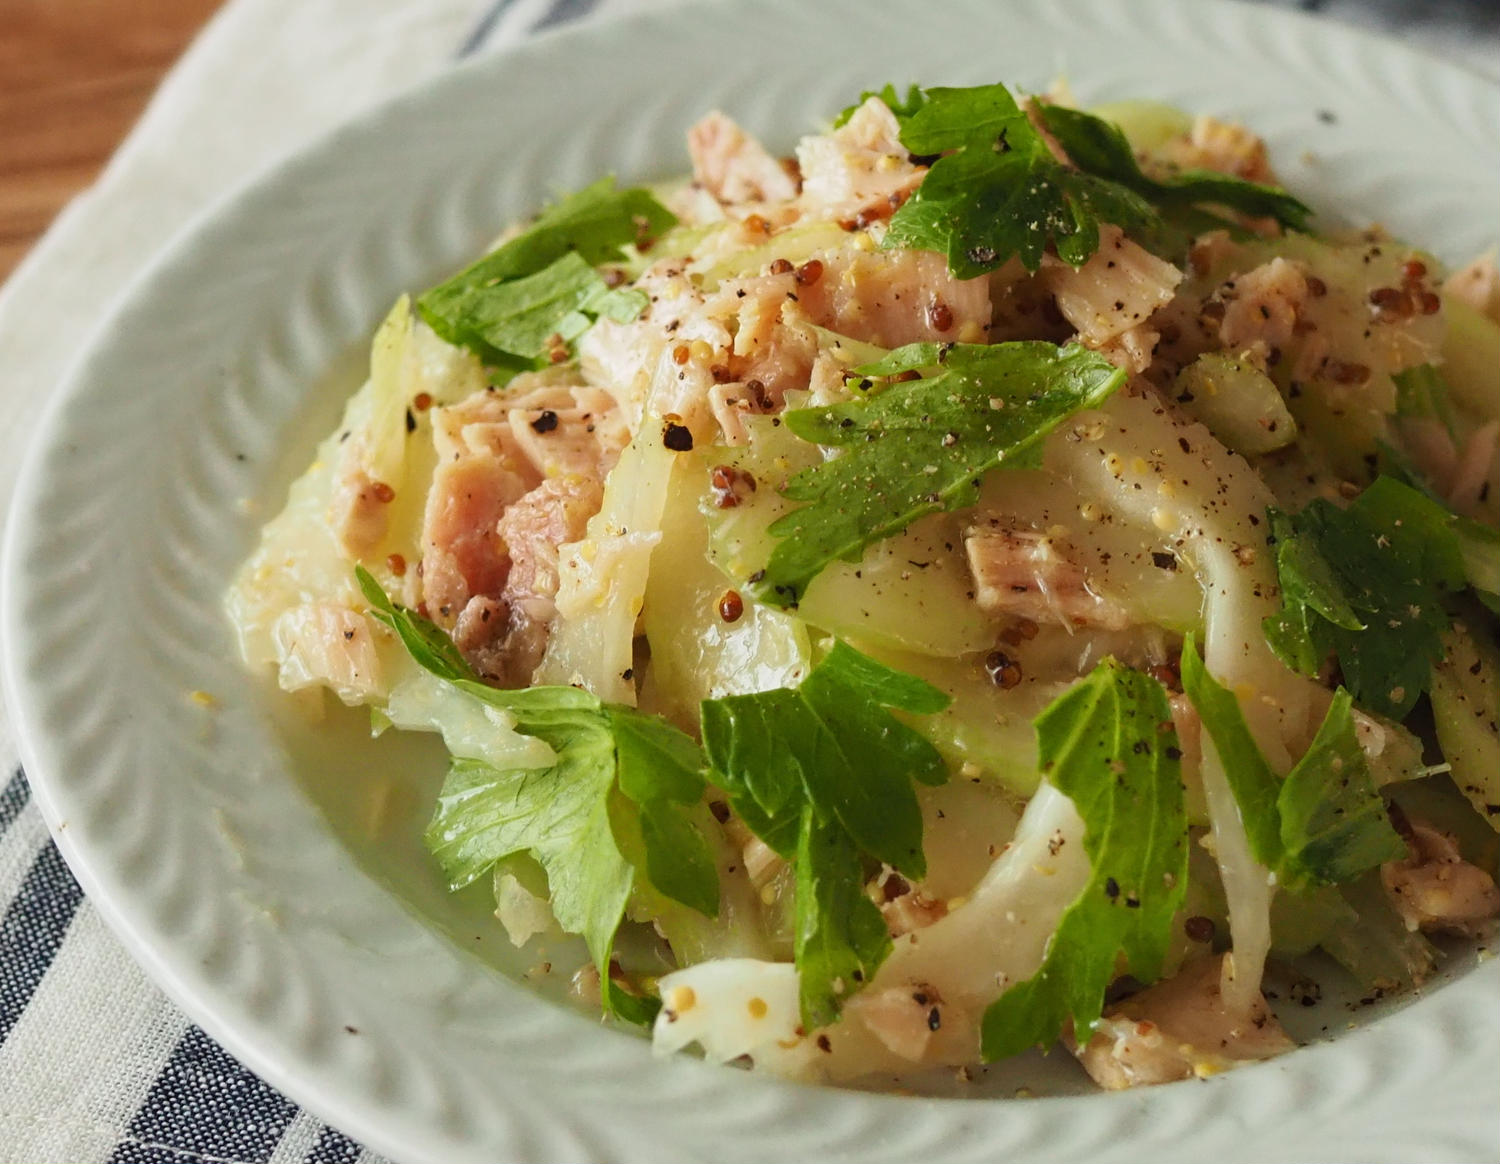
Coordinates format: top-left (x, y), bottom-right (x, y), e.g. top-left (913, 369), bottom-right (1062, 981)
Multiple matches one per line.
top-left (227, 81), bottom-right (1500, 1091)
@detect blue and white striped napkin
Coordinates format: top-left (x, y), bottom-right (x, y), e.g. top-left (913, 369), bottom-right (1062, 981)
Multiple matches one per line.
top-left (0, 1), bottom-right (1494, 1161)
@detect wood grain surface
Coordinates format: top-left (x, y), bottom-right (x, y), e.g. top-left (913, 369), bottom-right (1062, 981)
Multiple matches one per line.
top-left (0, 0), bottom-right (223, 282)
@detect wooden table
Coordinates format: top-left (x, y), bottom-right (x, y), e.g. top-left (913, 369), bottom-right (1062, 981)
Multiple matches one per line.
top-left (0, 0), bottom-right (223, 281)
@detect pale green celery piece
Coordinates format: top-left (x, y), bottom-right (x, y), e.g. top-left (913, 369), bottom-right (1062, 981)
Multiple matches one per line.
top-left (640, 454), bottom-right (811, 727)
top-left (851, 645), bottom-right (1058, 798)
top-left (973, 467), bottom-right (1205, 635)
top-left (381, 668), bottom-right (556, 773)
top-left (1270, 884), bottom-right (1359, 958)
top-left (494, 851), bottom-right (551, 899)
top-left (1440, 299), bottom-right (1500, 424)
top-left (364, 296), bottom-right (414, 494)
top-left (695, 219), bottom-right (850, 290)
top-left (1354, 706), bottom-right (1426, 788)
top-left (1428, 624), bottom-right (1500, 835)
top-left (1174, 352), bottom-right (1298, 456)
top-left (1386, 775), bottom-right (1500, 874)
top-left (757, 863), bottom-right (798, 962)
top-left (1197, 233), bottom-right (1443, 481)
top-left (804, 325), bottom-right (888, 372)
top-left (1323, 873), bottom-right (1439, 991)
top-left (1087, 99), bottom-right (1192, 153)
top-left (701, 416), bottom-right (996, 657)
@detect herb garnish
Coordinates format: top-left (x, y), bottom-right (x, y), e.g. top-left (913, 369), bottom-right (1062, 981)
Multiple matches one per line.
top-left (699, 641), bottom-right (950, 1028)
top-left (854, 82), bottom-right (1310, 277)
top-left (1180, 635), bottom-right (1404, 892)
top-left (981, 660), bottom-right (1187, 1059)
top-left (358, 568), bottom-right (717, 1021)
top-left (747, 340), bottom-right (1124, 609)
top-left (417, 177), bottom-right (675, 373)
top-left (1262, 475), bottom-right (1485, 718)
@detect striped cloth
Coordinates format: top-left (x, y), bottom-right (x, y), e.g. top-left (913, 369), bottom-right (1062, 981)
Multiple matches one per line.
top-left (0, 2), bottom-right (1494, 1162)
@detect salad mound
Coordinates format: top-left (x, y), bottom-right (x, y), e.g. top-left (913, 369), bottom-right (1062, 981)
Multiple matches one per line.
top-left (228, 82), bottom-right (1500, 1091)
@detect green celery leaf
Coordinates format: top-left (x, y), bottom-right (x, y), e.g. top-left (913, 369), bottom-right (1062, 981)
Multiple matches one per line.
top-left (1277, 689), bottom-right (1407, 891)
top-left (1263, 476), bottom-right (1472, 717)
top-left (1181, 634), bottom-right (1404, 892)
top-left (697, 689), bottom-right (813, 858)
top-left (1039, 105), bottom-right (1312, 231)
top-left (794, 806), bottom-right (894, 1030)
top-left (1371, 443), bottom-right (1500, 607)
top-left (357, 570), bottom-right (719, 1005)
top-left (700, 641), bottom-right (950, 1026)
top-left (417, 177), bottom-right (674, 365)
top-left (356, 565), bottom-right (477, 682)
top-left (749, 341), bottom-right (1124, 608)
top-left (429, 251), bottom-right (603, 366)
top-left (609, 709), bottom-right (720, 918)
top-left (702, 641), bottom-right (949, 876)
top-left (428, 754), bottom-right (628, 974)
top-left (833, 82), bottom-right (926, 128)
top-left (607, 980), bottom-right (663, 1027)
top-left (1179, 634), bottom-right (1284, 868)
top-left (870, 83), bottom-right (1308, 276)
top-left (981, 660), bottom-right (1187, 1059)
top-left (433, 684), bottom-right (720, 925)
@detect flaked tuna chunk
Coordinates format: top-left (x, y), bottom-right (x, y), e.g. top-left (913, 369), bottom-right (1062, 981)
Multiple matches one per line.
top-left (421, 382), bottom-right (621, 669)
top-left (1217, 257), bottom-right (1309, 361)
top-left (1382, 816), bottom-right (1500, 938)
top-left (499, 474), bottom-right (605, 619)
top-left (421, 452), bottom-right (529, 626)
top-left (874, 869), bottom-right (949, 938)
top-left (270, 603), bottom-right (383, 704)
top-left (1157, 116), bottom-right (1274, 184)
top-left (1072, 955), bottom-right (1293, 1089)
top-left (453, 474), bottom-right (607, 685)
top-left (795, 247), bottom-right (990, 349)
top-left (329, 465), bottom-right (395, 560)
top-left (965, 524), bottom-right (1131, 630)
top-left (1040, 224), bottom-right (1182, 348)
top-left (688, 111), bottom-right (798, 205)
top-left (1443, 253), bottom-right (1500, 324)
top-left (796, 97), bottom-right (924, 224)
top-left (431, 381), bottom-right (624, 483)
top-left (850, 984), bottom-right (957, 1064)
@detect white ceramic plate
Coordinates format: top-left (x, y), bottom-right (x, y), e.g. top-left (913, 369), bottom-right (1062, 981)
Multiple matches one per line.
top-left (5, 1), bottom-right (1499, 1160)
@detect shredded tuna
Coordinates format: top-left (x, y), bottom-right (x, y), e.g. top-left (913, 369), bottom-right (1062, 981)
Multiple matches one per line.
top-left (1072, 954), bottom-right (1293, 1089)
top-left (1442, 254), bottom-right (1500, 325)
top-left (421, 451), bottom-right (529, 626)
top-left (270, 603), bottom-right (383, 703)
top-left (965, 523), bottom-right (1132, 630)
top-left (328, 466), bottom-right (394, 560)
top-left (850, 986), bottom-right (950, 1062)
top-left (1217, 257), bottom-right (1309, 361)
top-left (1159, 116), bottom-right (1273, 183)
top-left (796, 97), bottom-right (923, 223)
top-left (1094, 326), bottom-right (1162, 375)
top-left (876, 877), bottom-right (949, 938)
top-left (688, 111), bottom-right (799, 206)
top-left (795, 247), bottom-right (990, 348)
top-left (420, 383), bottom-right (621, 678)
top-left (1382, 818), bottom-right (1500, 938)
top-left (1041, 225), bottom-right (1182, 347)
